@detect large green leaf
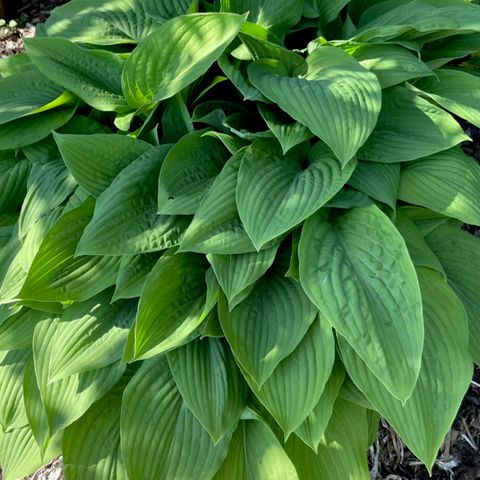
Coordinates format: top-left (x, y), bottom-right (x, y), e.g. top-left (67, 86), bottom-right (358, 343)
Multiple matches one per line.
top-left (77, 147), bottom-right (190, 255)
top-left (414, 69), bottom-right (480, 128)
top-left (394, 209), bottom-right (444, 274)
top-left (347, 44), bottom-right (433, 89)
top-left (299, 206), bottom-right (423, 401)
top-left (354, 0), bottom-right (480, 43)
top-left (113, 253), bottom-right (161, 300)
top-left (358, 86), bottom-right (468, 163)
top-left (19, 160), bottom-right (76, 239)
top-left (237, 139), bottom-right (356, 249)
top-left (348, 161), bottom-right (399, 210)
top-left (220, 0), bottom-right (303, 34)
top-left (426, 224), bottom-right (480, 364)
top-left (258, 104), bottom-right (313, 155)
top-left (303, 0), bottom-right (350, 22)
top-left (0, 309), bottom-right (50, 351)
top-left (339, 268), bottom-right (473, 470)
top-left (0, 105), bottom-right (76, 151)
top-left (248, 46), bottom-right (381, 164)
top-left (214, 413), bottom-right (299, 479)
top-left (37, 0), bottom-right (159, 44)
top-left (157, 130), bottom-right (229, 215)
top-left (54, 133), bottom-right (152, 197)
top-left (25, 37), bottom-right (129, 113)
top-left (0, 425), bottom-right (62, 480)
top-left (121, 356), bottom-right (230, 480)
top-left (123, 13), bottom-right (246, 107)
top-left (398, 147), bottom-right (480, 226)
top-left (0, 349), bottom-right (30, 432)
top-left (19, 199), bottom-right (121, 303)
top-left (31, 317), bottom-right (125, 442)
top-left (219, 271), bottom-right (317, 387)
top-left (0, 154), bottom-right (30, 214)
top-left (63, 372), bottom-right (131, 480)
top-left (217, 54), bottom-right (265, 102)
top-left (180, 150), bottom-right (260, 254)
top-left (141, 0), bottom-right (192, 21)
top-left (167, 337), bottom-right (247, 443)
top-left (244, 316), bottom-right (335, 436)
top-left (422, 32), bottom-right (480, 68)
top-left (0, 70), bottom-right (65, 126)
top-left (123, 253), bottom-right (209, 361)
top-left (208, 245), bottom-right (278, 310)
top-left (285, 398), bottom-right (371, 480)
top-left (294, 361), bottom-right (345, 452)
top-left (46, 291), bottom-right (136, 382)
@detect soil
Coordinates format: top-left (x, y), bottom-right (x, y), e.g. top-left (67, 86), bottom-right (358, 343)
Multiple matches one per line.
top-left (1, 2), bottom-right (480, 479)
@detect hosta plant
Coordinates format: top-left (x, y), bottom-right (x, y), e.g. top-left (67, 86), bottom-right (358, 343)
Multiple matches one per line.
top-left (0, 0), bottom-right (480, 478)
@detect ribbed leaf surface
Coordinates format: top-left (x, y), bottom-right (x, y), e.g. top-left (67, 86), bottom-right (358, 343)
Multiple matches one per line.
top-left (299, 206), bottom-right (423, 401)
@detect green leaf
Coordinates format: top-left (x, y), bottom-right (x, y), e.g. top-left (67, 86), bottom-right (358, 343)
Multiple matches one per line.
top-left (294, 361), bottom-right (346, 452)
top-left (339, 268), bottom-right (473, 470)
top-left (54, 133), bottom-right (152, 197)
top-left (285, 398), bottom-right (371, 480)
top-left (248, 46), bottom-right (381, 164)
top-left (25, 37), bottom-right (129, 113)
top-left (123, 253), bottom-right (209, 361)
top-left (0, 154), bottom-right (30, 214)
top-left (244, 316), bottom-right (335, 436)
top-left (358, 86), bottom-right (469, 163)
top-left (219, 271), bottom-right (317, 387)
top-left (37, 0), bottom-right (159, 45)
top-left (237, 139), bottom-right (356, 249)
top-left (63, 372), bottom-right (131, 480)
top-left (46, 292), bottom-right (136, 382)
top-left (31, 317), bottom-right (125, 441)
top-left (398, 147), bottom-right (480, 226)
top-left (422, 33), bottom-right (480, 69)
top-left (221, 0), bottom-right (303, 35)
top-left (214, 415), bottom-right (299, 479)
top-left (0, 105), bottom-right (76, 151)
top-left (0, 425), bottom-right (62, 480)
top-left (161, 93), bottom-right (194, 143)
top-left (217, 54), bottom-right (265, 102)
top-left (0, 70), bottom-right (65, 125)
top-left (180, 150), bottom-right (260, 254)
top-left (0, 349), bottom-right (30, 431)
top-left (19, 160), bottom-right (76, 239)
top-left (141, 0), bottom-right (191, 21)
top-left (299, 206), bottom-right (423, 401)
top-left (167, 337), bottom-right (247, 443)
top-left (0, 53), bottom-right (35, 79)
top-left (348, 161), bottom-right (399, 211)
top-left (347, 44), bottom-right (433, 89)
top-left (121, 356), bottom-right (230, 480)
top-left (258, 104), bottom-right (313, 155)
top-left (208, 245), bottom-right (278, 310)
top-left (303, 0), bottom-right (350, 22)
top-left (0, 309), bottom-right (49, 351)
top-left (354, 0), bottom-right (480, 43)
top-left (113, 253), bottom-right (161, 300)
top-left (394, 209), bottom-right (444, 275)
top-left (426, 224), bottom-right (480, 364)
top-left (414, 69), bottom-right (480, 128)
top-left (77, 147), bottom-right (190, 255)
top-left (123, 13), bottom-right (246, 107)
top-left (19, 199), bottom-right (121, 303)
top-left (158, 130), bottom-right (229, 215)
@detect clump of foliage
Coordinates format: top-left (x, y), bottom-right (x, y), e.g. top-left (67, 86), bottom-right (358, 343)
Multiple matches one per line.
top-left (0, 0), bottom-right (479, 478)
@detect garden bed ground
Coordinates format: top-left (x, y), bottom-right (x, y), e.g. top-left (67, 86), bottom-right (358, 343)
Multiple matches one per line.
top-left (0, 3), bottom-right (479, 480)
